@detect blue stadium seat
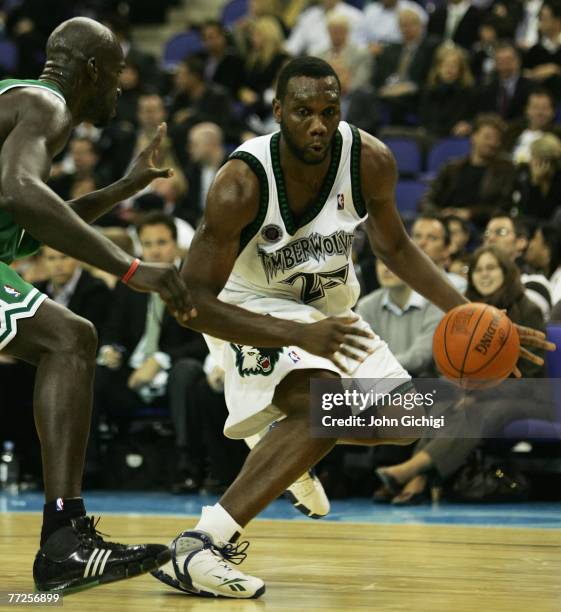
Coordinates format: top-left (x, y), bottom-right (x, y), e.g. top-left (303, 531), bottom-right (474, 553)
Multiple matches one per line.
top-left (502, 324), bottom-right (561, 440)
top-left (426, 138), bottom-right (470, 175)
top-left (395, 180), bottom-right (426, 217)
top-left (162, 31), bottom-right (203, 70)
top-left (0, 38), bottom-right (18, 73)
top-left (385, 138), bottom-right (422, 177)
top-left (221, 0), bottom-right (249, 28)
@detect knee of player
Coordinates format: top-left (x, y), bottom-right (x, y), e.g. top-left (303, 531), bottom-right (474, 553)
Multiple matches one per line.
top-left (60, 316), bottom-right (98, 358)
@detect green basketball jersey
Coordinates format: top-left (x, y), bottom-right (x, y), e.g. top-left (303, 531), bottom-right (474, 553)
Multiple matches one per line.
top-left (0, 79), bottom-right (66, 264)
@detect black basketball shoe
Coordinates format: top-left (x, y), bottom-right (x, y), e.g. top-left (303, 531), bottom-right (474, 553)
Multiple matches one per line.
top-left (33, 516), bottom-right (171, 593)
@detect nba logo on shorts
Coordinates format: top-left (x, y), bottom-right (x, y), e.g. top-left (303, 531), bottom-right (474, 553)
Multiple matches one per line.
top-left (56, 497), bottom-right (64, 512)
top-left (337, 193), bottom-right (345, 210)
top-left (288, 350), bottom-right (301, 363)
top-left (3, 285), bottom-right (20, 297)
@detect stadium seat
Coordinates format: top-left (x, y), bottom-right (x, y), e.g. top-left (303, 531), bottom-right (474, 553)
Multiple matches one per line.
top-left (395, 180), bottom-right (426, 217)
top-left (162, 31), bottom-right (203, 70)
top-left (0, 39), bottom-right (18, 73)
top-left (221, 0), bottom-right (249, 28)
top-left (385, 138), bottom-right (422, 177)
top-left (426, 138), bottom-right (470, 175)
top-left (502, 324), bottom-right (561, 440)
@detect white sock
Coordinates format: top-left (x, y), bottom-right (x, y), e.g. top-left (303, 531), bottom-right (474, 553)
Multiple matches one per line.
top-left (194, 503), bottom-right (243, 547)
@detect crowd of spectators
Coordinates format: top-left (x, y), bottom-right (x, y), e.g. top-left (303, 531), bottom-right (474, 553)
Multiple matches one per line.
top-left (0, 0), bottom-right (560, 502)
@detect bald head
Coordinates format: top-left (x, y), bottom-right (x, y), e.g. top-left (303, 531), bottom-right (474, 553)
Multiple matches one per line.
top-left (47, 17), bottom-right (121, 63)
top-left (42, 17), bottom-right (124, 126)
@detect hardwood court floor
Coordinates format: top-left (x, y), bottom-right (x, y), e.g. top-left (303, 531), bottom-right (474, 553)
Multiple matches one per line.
top-left (1, 513), bottom-right (560, 612)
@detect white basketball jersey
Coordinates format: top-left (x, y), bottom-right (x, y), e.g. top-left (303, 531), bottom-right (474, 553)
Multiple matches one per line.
top-left (220, 121), bottom-right (367, 317)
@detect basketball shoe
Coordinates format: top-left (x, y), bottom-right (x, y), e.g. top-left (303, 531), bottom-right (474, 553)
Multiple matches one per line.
top-left (245, 429), bottom-right (330, 519)
top-left (34, 516), bottom-right (171, 593)
top-left (152, 530), bottom-right (265, 598)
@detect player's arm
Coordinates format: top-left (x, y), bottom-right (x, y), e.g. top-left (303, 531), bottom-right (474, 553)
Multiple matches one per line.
top-left (359, 131), bottom-right (468, 313)
top-left (359, 130), bottom-right (554, 361)
top-left (68, 123), bottom-right (172, 223)
top-left (179, 160), bottom-right (372, 369)
top-left (0, 97), bottom-right (192, 314)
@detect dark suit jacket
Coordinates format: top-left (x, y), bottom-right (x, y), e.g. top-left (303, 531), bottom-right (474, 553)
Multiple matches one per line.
top-left (427, 5), bottom-right (482, 50)
top-left (373, 39), bottom-right (435, 89)
top-left (35, 269), bottom-right (111, 335)
top-left (200, 51), bottom-right (245, 99)
top-left (476, 75), bottom-right (534, 121)
top-left (101, 282), bottom-right (207, 364)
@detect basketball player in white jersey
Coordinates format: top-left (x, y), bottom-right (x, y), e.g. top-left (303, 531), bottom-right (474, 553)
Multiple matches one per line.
top-left (153, 57), bottom-right (553, 598)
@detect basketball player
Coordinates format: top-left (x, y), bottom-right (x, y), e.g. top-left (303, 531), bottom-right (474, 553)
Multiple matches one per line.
top-left (0, 18), bottom-right (194, 592)
top-left (154, 58), bottom-right (554, 598)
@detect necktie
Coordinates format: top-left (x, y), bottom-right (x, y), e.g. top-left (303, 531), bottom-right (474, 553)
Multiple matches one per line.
top-left (143, 293), bottom-right (165, 358)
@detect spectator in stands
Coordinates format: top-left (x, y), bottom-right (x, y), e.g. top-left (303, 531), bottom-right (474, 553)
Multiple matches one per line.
top-left (239, 16), bottom-right (291, 119)
top-left (483, 213), bottom-right (552, 317)
top-left (516, 133), bottom-right (561, 221)
top-left (427, 0), bottom-right (482, 50)
top-left (476, 42), bottom-right (533, 122)
top-left (115, 60), bottom-right (145, 127)
top-left (103, 14), bottom-right (162, 91)
top-left (168, 56), bottom-right (248, 153)
top-left (506, 89), bottom-right (561, 163)
top-left (182, 122), bottom-right (227, 227)
top-left (419, 43), bottom-right (475, 138)
top-left (444, 214), bottom-right (472, 256)
top-left (420, 114), bottom-right (517, 228)
top-left (360, 0), bottom-right (427, 53)
top-left (36, 246), bottom-right (112, 334)
top-left (516, 0), bottom-right (544, 49)
top-left (233, 0), bottom-right (289, 57)
top-left (526, 223), bottom-right (561, 303)
top-left (374, 8), bottom-right (435, 124)
top-left (470, 19), bottom-right (499, 85)
top-left (94, 213), bottom-right (207, 468)
top-left (200, 20), bottom-right (245, 100)
top-left (523, 0), bottom-right (561, 99)
top-left (285, 0), bottom-right (363, 56)
top-left (376, 245), bottom-right (546, 505)
top-left (410, 214), bottom-right (467, 291)
top-left (49, 137), bottom-right (110, 202)
top-left (356, 260), bottom-right (442, 376)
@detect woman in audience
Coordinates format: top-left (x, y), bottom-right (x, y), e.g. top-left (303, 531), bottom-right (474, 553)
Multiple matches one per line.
top-left (526, 223), bottom-right (561, 305)
top-left (376, 246), bottom-right (546, 505)
top-left (420, 43), bottom-right (475, 138)
top-left (516, 134), bottom-right (561, 222)
top-left (239, 16), bottom-right (291, 119)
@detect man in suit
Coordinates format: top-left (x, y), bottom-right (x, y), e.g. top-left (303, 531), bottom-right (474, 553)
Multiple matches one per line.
top-left (374, 8), bottom-right (436, 123)
top-left (476, 42), bottom-right (534, 121)
top-left (427, 0), bottom-right (482, 50)
top-left (94, 213), bottom-right (207, 473)
top-left (36, 246), bottom-right (112, 334)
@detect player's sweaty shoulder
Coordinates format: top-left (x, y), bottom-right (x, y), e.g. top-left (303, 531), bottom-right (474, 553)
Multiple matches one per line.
top-left (207, 158), bottom-right (261, 232)
top-left (358, 128), bottom-right (398, 195)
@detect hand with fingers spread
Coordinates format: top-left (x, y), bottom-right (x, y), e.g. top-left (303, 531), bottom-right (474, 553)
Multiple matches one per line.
top-left (512, 323), bottom-right (556, 378)
top-left (124, 260), bottom-right (197, 321)
top-left (298, 315), bottom-right (375, 374)
top-left (124, 122), bottom-right (174, 193)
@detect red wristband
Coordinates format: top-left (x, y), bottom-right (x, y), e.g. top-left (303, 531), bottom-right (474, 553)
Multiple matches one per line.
top-left (121, 258), bottom-right (141, 284)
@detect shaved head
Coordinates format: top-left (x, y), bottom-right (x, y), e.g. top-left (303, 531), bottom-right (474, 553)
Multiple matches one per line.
top-left (42, 17), bottom-right (124, 126)
top-left (46, 17), bottom-right (121, 63)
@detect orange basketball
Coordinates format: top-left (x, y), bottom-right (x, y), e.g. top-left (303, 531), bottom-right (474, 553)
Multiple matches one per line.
top-left (433, 303), bottom-right (520, 389)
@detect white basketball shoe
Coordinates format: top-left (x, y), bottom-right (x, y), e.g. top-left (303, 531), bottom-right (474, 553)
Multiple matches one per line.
top-left (246, 428), bottom-right (330, 519)
top-left (151, 530), bottom-right (265, 599)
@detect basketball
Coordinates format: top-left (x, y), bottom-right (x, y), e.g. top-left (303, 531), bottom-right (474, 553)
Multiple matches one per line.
top-left (433, 303), bottom-right (520, 389)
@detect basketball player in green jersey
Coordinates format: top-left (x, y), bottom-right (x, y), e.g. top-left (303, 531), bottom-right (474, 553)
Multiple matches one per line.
top-left (154, 57), bottom-right (555, 598)
top-left (0, 17), bottom-right (194, 593)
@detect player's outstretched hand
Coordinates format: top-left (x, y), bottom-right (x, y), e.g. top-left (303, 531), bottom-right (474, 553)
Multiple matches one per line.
top-left (299, 315), bottom-right (374, 374)
top-left (512, 323), bottom-right (556, 377)
top-left (127, 261), bottom-right (197, 321)
top-left (124, 122), bottom-right (173, 193)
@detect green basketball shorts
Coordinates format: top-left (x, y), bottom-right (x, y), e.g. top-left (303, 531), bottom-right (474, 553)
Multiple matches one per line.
top-left (0, 261), bottom-right (47, 351)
